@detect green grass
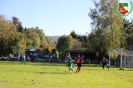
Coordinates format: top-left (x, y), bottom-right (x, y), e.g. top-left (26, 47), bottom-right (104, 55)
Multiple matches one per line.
top-left (0, 61), bottom-right (133, 88)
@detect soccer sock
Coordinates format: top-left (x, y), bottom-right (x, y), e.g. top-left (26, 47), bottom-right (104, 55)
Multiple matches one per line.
top-left (68, 67), bottom-right (71, 72)
top-left (102, 65), bottom-right (104, 69)
top-left (79, 67), bottom-right (81, 72)
top-left (77, 67), bottom-right (80, 72)
top-left (107, 66), bottom-right (109, 69)
top-left (77, 67), bottom-right (79, 72)
top-left (71, 68), bottom-right (73, 71)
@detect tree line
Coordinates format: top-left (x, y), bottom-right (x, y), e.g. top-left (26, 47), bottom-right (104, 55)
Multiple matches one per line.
top-left (0, 15), bottom-right (56, 56)
top-left (0, 0), bottom-right (133, 59)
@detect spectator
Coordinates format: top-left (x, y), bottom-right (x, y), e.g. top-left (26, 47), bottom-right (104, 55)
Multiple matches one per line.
top-left (82, 54), bottom-right (84, 61)
top-left (17, 52), bottom-right (21, 61)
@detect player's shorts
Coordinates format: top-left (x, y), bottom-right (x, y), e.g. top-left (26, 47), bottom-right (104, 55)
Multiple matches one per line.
top-left (67, 63), bottom-right (72, 67)
top-left (102, 63), bottom-right (107, 66)
top-left (77, 63), bottom-right (81, 67)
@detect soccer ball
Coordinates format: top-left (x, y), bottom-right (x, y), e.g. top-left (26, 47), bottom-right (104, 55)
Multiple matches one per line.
top-left (57, 68), bottom-right (60, 71)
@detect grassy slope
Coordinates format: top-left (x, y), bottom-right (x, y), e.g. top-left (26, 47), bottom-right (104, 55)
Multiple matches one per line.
top-left (0, 62), bottom-right (133, 88)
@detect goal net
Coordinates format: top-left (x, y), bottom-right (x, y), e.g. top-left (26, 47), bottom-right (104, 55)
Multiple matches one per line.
top-left (109, 48), bottom-right (133, 68)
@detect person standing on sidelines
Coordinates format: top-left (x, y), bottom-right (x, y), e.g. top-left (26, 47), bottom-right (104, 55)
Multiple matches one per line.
top-left (65, 53), bottom-right (73, 72)
top-left (82, 54), bottom-right (84, 61)
top-left (17, 52), bottom-right (21, 61)
top-left (75, 54), bottom-right (83, 73)
top-left (101, 57), bottom-right (109, 69)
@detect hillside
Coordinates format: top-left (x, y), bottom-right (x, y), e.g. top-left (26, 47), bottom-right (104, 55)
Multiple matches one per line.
top-left (46, 36), bottom-right (60, 43)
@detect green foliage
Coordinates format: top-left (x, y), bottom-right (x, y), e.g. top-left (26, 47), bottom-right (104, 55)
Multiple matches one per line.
top-left (23, 27), bottom-right (57, 54)
top-left (10, 32), bottom-right (26, 54)
top-left (70, 30), bottom-right (89, 50)
top-left (30, 27), bottom-right (47, 43)
top-left (123, 19), bottom-right (133, 46)
top-left (1, 15), bottom-right (78, 56)
top-left (0, 15), bottom-right (26, 56)
top-left (77, 35), bottom-right (88, 48)
top-left (46, 37), bottom-right (56, 53)
top-left (56, 35), bottom-right (73, 54)
top-left (70, 30), bottom-right (78, 39)
top-left (23, 27), bottom-right (47, 49)
top-left (24, 29), bottom-right (40, 48)
top-left (88, 0), bottom-right (127, 57)
top-left (12, 16), bottom-right (23, 33)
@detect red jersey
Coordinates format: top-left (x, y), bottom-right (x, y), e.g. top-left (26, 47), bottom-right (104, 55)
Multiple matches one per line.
top-left (75, 57), bottom-right (83, 63)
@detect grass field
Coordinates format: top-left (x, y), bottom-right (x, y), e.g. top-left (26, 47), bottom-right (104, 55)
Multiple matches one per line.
top-left (0, 61), bottom-right (133, 88)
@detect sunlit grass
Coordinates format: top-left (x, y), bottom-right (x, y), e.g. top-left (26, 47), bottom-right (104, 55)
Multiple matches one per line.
top-left (0, 61), bottom-right (133, 88)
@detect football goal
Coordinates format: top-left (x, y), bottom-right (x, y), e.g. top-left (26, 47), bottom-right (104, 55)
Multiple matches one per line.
top-left (109, 48), bottom-right (133, 69)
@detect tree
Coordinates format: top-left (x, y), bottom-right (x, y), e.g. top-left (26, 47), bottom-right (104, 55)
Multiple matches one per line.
top-left (23, 29), bottom-right (40, 48)
top-left (9, 32), bottom-right (26, 54)
top-left (125, 19), bottom-right (133, 48)
top-left (70, 30), bottom-right (78, 39)
top-left (88, 0), bottom-right (125, 58)
top-left (12, 16), bottom-right (23, 33)
top-left (23, 27), bottom-right (48, 49)
top-left (70, 31), bottom-right (88, 50)
top-left (72, 39), bottom-right (83, 50)
top-left (45, 37), bottom-right (56, 53)
top-left (77, 35), bottom-right (88, 49)
top-left (0, 15), bottom-right (26, 56)
top-left (56, 35), bottom-right (73, 55)
top-left (30, 27), bottom-right (47, 43)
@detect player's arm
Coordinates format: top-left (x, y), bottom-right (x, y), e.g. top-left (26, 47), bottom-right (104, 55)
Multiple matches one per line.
top-left (106, 59), bottom-right (108, 64)
top-left (70, 57), bottom-right (74, 63)
top-left (64, 57), bottom-right (67, 63)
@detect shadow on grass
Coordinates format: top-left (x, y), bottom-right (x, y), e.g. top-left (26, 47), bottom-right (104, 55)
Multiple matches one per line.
top-left (119, 68), bottom-right (133, 71)
top-left (119, 68), bottom-right (124, 70)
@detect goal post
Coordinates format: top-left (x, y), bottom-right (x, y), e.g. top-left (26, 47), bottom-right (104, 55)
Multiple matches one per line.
top-left (109, 48), bottom-right (133, 69)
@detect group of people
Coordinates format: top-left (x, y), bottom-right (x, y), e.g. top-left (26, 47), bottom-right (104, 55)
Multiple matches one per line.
top-left (65, 52), bottom-right (109, 73)
top-left (65, 52), bottom-right (83, 73)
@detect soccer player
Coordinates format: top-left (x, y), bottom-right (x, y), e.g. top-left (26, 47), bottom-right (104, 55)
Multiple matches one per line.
top-left (101, 57), bottom-right (109, 69)
top-left (21, 54), bottom-right (26, 65)
top-left (65, 53), bottom-right (73, 72)
top-left (75, 54), bottom-right (83, 73)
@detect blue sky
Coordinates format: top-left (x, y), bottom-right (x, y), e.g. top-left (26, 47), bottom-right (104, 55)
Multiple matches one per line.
top-left (0, 0), bottom-right (133, 36)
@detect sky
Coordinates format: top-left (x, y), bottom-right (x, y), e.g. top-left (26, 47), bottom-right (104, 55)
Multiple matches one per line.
top-left (0, 0), bottom-right (133, 36)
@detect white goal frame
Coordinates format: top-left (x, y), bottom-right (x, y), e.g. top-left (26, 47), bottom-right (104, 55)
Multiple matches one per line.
top-left (109, 48), bottom-right (133, 69)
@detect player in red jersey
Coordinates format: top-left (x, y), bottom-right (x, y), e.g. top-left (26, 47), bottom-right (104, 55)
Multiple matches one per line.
top-left (75, 54), bottom-right (83, 73)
